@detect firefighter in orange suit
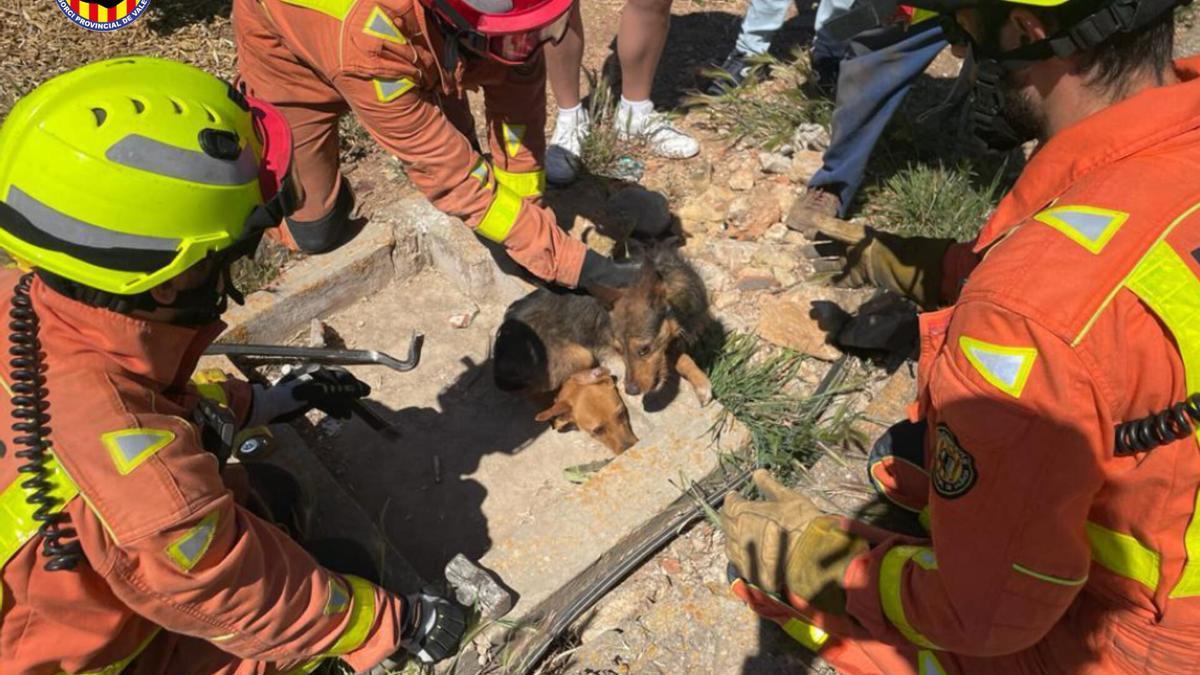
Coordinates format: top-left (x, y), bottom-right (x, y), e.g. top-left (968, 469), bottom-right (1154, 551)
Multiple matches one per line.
top-left (0, 58), bottom-right (466, 674)
top-left (721, 0), bottom-right (1200, 670)
top-left (232, 0), bottom-right (630, 290)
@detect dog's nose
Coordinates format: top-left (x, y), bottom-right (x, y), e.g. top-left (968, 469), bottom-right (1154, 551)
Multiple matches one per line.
top-left (625, 381), bottom-right (641, 396)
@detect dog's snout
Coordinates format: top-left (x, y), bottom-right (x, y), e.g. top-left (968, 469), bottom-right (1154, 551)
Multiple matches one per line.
top-left (625, 381), bottom-right (641, 396)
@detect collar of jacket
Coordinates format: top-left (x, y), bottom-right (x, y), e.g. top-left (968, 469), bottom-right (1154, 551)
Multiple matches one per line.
top-left (31, 275), bottom-right (226, 394)
top-left (974, 56), bottom-right (1200, 254)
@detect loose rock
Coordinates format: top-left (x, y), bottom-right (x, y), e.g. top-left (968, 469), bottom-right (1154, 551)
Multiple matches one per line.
top-left (678, 185), bottom-right (736, 226)
top-left (448, 309), bottom-right (477, 329)
top-left (306, 319), bottom-right (329, 348)
top-left (728, 167), bottom-right (756, 192)
top-left (756, 289), bottom-right (844, 360)
top-left (792, 122), bottom-right (831, 151)
top-left (758, 151), bottom-right (792, 175)
top-left (728, 187), bottom-right (782, 240)
top-left (734, 267), bottom-right (780, 292)
top-left (789, 150), bottom-right (825, 184)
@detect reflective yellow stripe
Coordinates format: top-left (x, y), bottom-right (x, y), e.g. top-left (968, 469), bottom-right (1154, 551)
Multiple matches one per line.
top-left (0, 452), bottom-right (78, 570)
top-left (323, 575), bottom-right (377, 656)
top-left (75, 628), bottom-right (161, 675)
top-left (1085, 521), bottom-right (1160, 591)
top-left (493, 167), bottom-right (545, 198)
top-left (191, 369), bottom-right (229, 405)
top-left (165, 510), bottom-right (220, 572)
top-left (879, 546), bottom-right (941, 649)
top-left (780, 618), bottom-right (829, 652)
top-left (476, 184), bottom-right (524, 242)
top-left (100, 428), bottom-right (175, 476)
top-left (277, 0), bottom-right (355, 20)
top-left (1012, 563), bottom-right (1088, 587)
top-left (1074, 199), bottom-right (1200, 346)
top-left (1123, 241), bottom-right (1200, 597)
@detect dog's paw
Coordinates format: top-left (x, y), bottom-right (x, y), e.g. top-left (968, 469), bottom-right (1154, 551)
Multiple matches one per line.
top-left (693, 384), bottom-right (714, 407)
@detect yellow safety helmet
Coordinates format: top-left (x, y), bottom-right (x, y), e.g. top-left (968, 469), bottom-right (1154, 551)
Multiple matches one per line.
top-left (0, 57), bottom-right (297, 296)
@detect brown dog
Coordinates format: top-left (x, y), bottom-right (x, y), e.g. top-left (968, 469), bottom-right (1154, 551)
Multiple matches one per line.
top-left (599, 244), bottom-right (714, 405)
top-left (494, 290), bottom-right (638, 453)
top-left (533, 367), bottom-right (638, 454)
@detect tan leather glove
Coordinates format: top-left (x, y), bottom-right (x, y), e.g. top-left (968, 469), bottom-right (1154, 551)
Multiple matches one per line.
top-left (798, 214), bottom-right (954, 310)
top-left (783, 516), bottom-right (870, 615)
top-left (721, 470), bottom-right (824, 595)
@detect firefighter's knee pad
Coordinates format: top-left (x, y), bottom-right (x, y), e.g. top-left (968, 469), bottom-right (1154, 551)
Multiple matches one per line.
top-left (285, 176), bottom-right (357, 254)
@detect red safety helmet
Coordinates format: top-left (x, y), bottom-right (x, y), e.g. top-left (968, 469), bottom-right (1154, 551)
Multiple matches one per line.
top-left (421, 0), bottom-right (574, 64)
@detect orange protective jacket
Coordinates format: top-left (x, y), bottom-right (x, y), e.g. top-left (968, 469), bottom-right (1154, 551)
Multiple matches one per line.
top-left (0, 272), bottom-right (405, 674)
top-left (232, 0), bottom-right (588, 287)
top-left (761, 58), bottom-right (1200, 673)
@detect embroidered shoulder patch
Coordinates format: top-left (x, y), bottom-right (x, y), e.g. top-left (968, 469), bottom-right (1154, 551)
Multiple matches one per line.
top-left (932, 424), bottom-right (976, 499)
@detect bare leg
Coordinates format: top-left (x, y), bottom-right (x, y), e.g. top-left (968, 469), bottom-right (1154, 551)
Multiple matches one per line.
top-left (675, 351), bottom-right (712, 406)
top-left (617, 0), bottom-right (673, 102)
top-left (545, 3), bottom-right (584, 109)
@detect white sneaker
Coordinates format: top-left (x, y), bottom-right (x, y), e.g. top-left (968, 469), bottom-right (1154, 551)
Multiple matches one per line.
top-left (616, 108), bottom-right (700, 160)
top-left (546, 108), bottom-right (590, 185)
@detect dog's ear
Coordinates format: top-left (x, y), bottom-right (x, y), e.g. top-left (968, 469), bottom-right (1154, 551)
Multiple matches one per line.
top-left (535, 400), bottom-right (572, 423)
top-left (588, 284), bottom-right (624, 310)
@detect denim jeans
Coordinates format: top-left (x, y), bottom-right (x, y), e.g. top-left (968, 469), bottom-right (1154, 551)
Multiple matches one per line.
top-left (809, 20), bottom-right (947, 216)
top-left (733, 0), bottom-right (855, 56)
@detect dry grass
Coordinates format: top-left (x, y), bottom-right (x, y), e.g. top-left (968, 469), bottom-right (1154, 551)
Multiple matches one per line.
top-left (1, 1), bottom-right (237, 116)
top-left (683, 50), bottom-right (833, 152)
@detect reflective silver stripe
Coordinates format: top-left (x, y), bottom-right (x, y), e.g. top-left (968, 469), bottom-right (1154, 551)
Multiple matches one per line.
top-left (106, 134), bottom-right (259, 186)
top-left (7, 187), bottom-right (181, 252)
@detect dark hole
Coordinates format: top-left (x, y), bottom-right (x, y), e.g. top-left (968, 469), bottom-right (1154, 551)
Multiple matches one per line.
top-left (130, 98), bottom-right (145, 114)
top-left (91, 108), bottom-right (107, 126)
top-left (169, 98), bottom-right (183, 114)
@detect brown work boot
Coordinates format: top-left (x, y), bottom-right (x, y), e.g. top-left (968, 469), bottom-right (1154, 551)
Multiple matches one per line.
top-left (785, 187), bottom-right (842, 235)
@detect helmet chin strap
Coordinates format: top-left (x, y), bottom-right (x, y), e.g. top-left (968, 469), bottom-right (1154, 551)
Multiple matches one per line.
top-left (962, 0), bottom-right (1183, 151)
top-left (38, 254), bottom-right (248, 327)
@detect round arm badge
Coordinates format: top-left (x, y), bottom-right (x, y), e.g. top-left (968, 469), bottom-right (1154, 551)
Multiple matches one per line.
top-left (56, 0), bottom-right (151, 31)
top-left (932, 424), bottom-right (977, 499)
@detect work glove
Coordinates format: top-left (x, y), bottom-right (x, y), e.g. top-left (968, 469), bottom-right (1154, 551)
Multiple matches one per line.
top-left (358, 592), bottom-right (468, 673)
top-left (248, 365), bottom-right (371, 426)
top-left (797, 214), bottom-right (954, 310)
top-left (577, 249), bottom-right (642, 291)
top-left (722, 471), bottom-right (869, 615)
top-left (721, 470), bottom-right (824, 595)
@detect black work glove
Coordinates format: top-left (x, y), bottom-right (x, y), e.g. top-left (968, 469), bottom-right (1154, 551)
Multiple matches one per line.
top-left (577, 249), bottom-right (642, 290)
top-left (400, 591), bottom-right (468, 664)
top-left (248, 365), bottom-right (372, 426)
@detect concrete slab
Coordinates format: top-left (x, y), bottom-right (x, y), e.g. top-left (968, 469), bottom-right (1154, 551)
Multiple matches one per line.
top-left (220, 221), bottom-right (397, 345)
top-left (309, 272), bottom-right (745, 624)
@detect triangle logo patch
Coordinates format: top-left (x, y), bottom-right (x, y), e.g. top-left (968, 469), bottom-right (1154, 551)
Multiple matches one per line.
top-left (958, 336), bottom-right (1038, 399)
top-left (1034, 205), bottom-right (1128, 254)
top-left (502, 123), bottom-right (525, 158)
top-left (363, 6), bottom-right (407, 44)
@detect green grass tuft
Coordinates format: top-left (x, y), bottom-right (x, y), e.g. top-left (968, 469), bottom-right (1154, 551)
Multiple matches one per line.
top-left (707, 333), bottom-right (863, 484)
top-left (865, 162), bottom-right (1005, 241)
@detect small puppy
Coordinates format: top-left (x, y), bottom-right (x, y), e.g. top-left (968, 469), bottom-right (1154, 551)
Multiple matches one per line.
top-left (494, 289), bottom-right (638, 453)
top-left (534, 367), bottom-right (638, 454)
top-left (600, 244), bottom-right (714, 405)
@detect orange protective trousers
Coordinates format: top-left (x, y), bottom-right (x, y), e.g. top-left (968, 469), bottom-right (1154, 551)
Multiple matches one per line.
top-left (232, 0), bottom-right (588, 286)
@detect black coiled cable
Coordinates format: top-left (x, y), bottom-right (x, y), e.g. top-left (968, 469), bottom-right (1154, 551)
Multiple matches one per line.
top-left (1115, 393), bottom-right (1200, 456)
top-left (10, 273), bottom-right (82, 571)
